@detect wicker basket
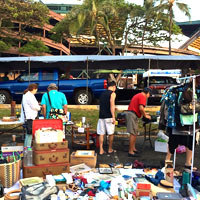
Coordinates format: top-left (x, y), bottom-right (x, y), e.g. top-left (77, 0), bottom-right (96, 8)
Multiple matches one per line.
top-left (0, 152), bottom-right (21, 188)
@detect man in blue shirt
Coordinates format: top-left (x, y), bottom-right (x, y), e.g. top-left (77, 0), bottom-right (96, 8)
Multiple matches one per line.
top-left (41, 83), bottom-right (68, 119)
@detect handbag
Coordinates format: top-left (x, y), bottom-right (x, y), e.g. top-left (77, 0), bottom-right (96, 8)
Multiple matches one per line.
top-left (180, 102), bottom-right (200, 115)
top-left (116, 112), bottom-right (126, 127)
top-left (47, 92), bottom-right (65, 119)
top-left (20, 182), bottom-right (58, 200)
top-left (179, 90), bottom-right (200, 114)
top-left (22, 102), bottom-right (33, 135)
top-left (0, 152), bottom-right (21, 188)
top-left (23, 119), bottom-right (33, 135)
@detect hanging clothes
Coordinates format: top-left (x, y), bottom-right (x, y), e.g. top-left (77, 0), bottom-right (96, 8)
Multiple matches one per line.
top-left (161, 83), bottom-right (188, 128)
top-left (160, 80), bottom-right (200, 154)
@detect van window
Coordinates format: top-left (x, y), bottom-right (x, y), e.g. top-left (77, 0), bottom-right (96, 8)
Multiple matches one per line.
top-left (149, 77), bottom-right (165, 84)
top-left (42, 71), bottom-right (54, 80)
top-left (19, 72), bottom-right (39, 81)
top-left (167, 78), bottom-right (176, 84)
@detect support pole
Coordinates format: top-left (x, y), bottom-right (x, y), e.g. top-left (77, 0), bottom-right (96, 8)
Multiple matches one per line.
top-left (28, 58), bottom-right (31, 83)
top-left (86, 57), bottom-right (89, 105)
top-left (191, 76), bottom-right (196, 184)
top-left (147, 59), bottom-right (151, 87)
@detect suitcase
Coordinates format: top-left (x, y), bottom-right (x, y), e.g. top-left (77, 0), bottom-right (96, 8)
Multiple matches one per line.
top-left (33, 149), bottom-right (69, 165)
top-left (33, 140), bottom-right (68, 151)
top-left (32, 119), bottom-right (63, 137)
top-left (23, 163), bottom-right (70, 178)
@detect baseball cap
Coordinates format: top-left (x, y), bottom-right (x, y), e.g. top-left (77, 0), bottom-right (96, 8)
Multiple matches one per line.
top-left (143, 87), bottom-right (152, 95)
top-left (48, 83), bottom-right (58, 89)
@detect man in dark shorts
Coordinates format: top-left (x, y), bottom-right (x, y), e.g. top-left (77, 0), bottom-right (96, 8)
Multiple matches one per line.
top-left (126, 88), bottom-right (151, 157)
top-left (97, 81), bottom-right (116, 155)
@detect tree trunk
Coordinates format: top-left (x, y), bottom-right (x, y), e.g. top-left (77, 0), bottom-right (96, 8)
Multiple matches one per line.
top-left (112, 46), bottom-right (115, 55)
top-left (96, 28), bottom-right (101, 55)
top-left (142, 20), bottom-right (148, 55)
top-left (169, 5), bottom-right (173, 55)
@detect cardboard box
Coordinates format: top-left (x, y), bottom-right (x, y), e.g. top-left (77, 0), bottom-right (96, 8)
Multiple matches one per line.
top-left (33, 140), bottom-right (68, 151)
top-left (1, 143), bottom-right (23, 157)
top-left (155, 141), bottom-right (168, 153)
top-left (23, 163), bottom-right (70, 178)
top-left (33, 149), bottom-right (69, 165)
top-left (70, 151), bottom-right (97, 168)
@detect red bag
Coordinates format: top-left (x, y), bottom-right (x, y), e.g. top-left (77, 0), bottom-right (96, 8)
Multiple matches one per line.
top-left (176, 145), bottom-right (186, 154)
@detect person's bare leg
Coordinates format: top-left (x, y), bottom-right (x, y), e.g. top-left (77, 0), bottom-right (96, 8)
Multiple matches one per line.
top-left (99, 135), bottom-right (105, 154)
top-left (129, 134), bottom-right (137, 154)
top-left (108, 134), bottom-right (114, 153)
top-left (165, 149), bottom-right (172, 161)
top-left (185, 147), bottom-right (192, 166)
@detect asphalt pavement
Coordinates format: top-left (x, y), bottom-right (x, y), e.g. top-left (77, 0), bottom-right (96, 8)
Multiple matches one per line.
top-left (1, 131), bottom-right (199, 171)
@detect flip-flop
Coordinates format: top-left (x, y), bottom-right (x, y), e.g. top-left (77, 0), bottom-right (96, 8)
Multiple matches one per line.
top-left (128, 153), bottom-right (140, 157)
top-left (99, 152), bottom-right (106, 156)
top-left (185, 165), bottom-right (197, 171)
top-left (108, 149), bottom-right (117, 154)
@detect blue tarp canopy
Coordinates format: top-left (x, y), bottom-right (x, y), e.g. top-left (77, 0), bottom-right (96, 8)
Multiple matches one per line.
top-left (0, 55), bottom-right (199, 72)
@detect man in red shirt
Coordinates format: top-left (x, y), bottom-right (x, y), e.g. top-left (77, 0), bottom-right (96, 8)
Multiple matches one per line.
top-left (126, 88), bottom-right (152, 157)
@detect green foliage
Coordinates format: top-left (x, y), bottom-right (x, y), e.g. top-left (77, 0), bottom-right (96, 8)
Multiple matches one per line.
top-left (0, 0), bottom-right (49, 26)
top-left (19, 39), bottom-right (50, 55)
top-left (0, 40), bottom-right (11, 51)
top-left (52, 0), bottom-right (129, 55)
top-left (0, 0), bottom-right (49, 52)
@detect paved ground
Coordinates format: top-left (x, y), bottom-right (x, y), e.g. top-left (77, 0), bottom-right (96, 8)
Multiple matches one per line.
top-left (1, 130), bottom-right (199, 171)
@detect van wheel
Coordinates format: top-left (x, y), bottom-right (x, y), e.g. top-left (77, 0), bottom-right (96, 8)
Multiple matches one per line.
top-left (0, 90), bottom-right (11, 104)
top-left (75, 90), bottom-right (92, 105)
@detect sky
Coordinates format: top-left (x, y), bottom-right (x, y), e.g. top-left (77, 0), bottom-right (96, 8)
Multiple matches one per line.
top-left (129, 0), bottom-right (198, 22)
top-left (42, 0), bottom-right (198, 22)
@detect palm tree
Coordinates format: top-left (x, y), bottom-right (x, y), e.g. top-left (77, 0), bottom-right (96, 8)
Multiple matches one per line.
top-left (53, 0), bottom-right (128, 55)
top-left (141, 0), bottom-right (163, 55)
top-left (160, 0), bottom-right (190, 55)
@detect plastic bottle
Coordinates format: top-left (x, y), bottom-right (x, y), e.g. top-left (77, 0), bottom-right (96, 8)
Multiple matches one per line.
top-left (23, 147), bottom-right (28, 166)
top-left (27, 147), bottom-right (33, 166)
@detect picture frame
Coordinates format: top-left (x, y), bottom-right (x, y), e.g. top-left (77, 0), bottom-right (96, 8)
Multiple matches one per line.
top-left (133, 177), bottom-right (146, 183)
top-left (74, 150), bottom-right (95, 157)
top-left (98, 167), bottom-right (113, 174)
top-left (70, 163), bottom-right (92, 174)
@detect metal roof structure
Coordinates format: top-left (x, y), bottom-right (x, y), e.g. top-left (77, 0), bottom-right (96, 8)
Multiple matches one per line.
top-left (0, 55), bottom-right (200, 72)
top-left (178, 20), bottom-right (200, 55)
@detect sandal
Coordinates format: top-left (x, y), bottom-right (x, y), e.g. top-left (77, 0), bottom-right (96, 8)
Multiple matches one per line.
top-left (66, 183), bottom-right (79, 192)
top-left (108, 149), bottom-right (117, 154)
top-left (184, 165), bottom-right (197, 172)
top-left (99, 152), bottom-right (106, 155)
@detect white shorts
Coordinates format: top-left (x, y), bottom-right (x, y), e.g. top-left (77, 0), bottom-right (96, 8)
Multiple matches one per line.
top-left (97, 118), bottom-right (115, 135)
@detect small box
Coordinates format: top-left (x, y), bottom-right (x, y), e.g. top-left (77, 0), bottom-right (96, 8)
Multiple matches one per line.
top-left (70, 151), bottom-right (97, 168)
top-left (1, 143), bottom-right (24, 157)
top-left (33, 140), bottom-right (68, 151)
top-left (155, 141), bottom-right (168, 153)
top-left (23, 163), bottom-right (70, 178)
top-left (137, 183), bottom-right (151, 190)
top-left (136, 189), bottom-right (152, 198)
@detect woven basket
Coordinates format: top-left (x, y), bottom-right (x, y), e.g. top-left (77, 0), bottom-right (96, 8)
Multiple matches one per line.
top-left (0, 152), bottom-right (21, 188)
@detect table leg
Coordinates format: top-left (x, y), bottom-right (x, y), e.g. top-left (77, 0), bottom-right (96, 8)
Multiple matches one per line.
top-left (0, 124), bottom-right (23, 135)
top-left (148, 123), bottom-right (153, 148)
top-left (71, 126), bottom-right (74, 148)
top-left (142, 123), bottom-right (153, 148)
top-left (86, 127), bottom-right (90, 150)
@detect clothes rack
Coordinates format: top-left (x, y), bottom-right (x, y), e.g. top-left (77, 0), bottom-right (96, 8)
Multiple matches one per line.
top-left (176, 75), bottom-right (200, 183)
